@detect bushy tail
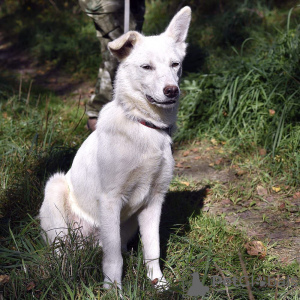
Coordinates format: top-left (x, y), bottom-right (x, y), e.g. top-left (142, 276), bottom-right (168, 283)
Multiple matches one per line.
top-left (39, 173), bottom-right (69, 244)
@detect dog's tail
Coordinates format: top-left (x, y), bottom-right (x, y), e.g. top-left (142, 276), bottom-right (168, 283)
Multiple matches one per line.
top-left (39, 172), bottom-right (70, 244)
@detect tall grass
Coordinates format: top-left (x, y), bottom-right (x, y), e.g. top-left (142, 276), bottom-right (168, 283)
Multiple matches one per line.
top-left (176, 7), bottom-right (300, 185)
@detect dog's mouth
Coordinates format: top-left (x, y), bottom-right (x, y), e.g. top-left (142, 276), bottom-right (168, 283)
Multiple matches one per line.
top-left (146, 95), bottom-right (176, 106)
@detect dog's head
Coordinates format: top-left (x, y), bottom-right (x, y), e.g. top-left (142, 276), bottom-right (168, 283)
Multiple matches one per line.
top-left (108, 6), bottom-right (191, 125)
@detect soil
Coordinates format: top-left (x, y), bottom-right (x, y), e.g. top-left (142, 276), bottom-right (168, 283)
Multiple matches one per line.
top-left (1, 35), bottom-right (299, 266)
top-left (174, 143), bottom-right (300, 265)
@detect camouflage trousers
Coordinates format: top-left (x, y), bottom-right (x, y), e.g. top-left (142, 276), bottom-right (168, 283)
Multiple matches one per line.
top-left (79, 0), bottom-right (145, 117)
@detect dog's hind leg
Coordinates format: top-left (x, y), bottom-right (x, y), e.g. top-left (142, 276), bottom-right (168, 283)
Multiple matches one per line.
top-left (39, 173), bottom-right (69, 244)
top-left (99, 196), bottom-right (123, 289)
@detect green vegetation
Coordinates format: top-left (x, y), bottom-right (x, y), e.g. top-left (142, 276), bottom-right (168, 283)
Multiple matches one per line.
top-left (0, 0), bottom-right (299, 299)
top-left (0, 0), bottom-right (100, 78)
top-left (177, 16), bottom-right (300, 185)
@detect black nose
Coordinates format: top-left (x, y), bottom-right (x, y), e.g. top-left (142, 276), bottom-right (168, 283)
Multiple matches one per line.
top-left (163, 85), bottom-right (179, 98)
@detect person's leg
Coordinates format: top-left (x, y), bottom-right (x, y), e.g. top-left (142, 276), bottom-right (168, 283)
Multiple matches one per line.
top-left (79, 0), bottom-right (145, 130)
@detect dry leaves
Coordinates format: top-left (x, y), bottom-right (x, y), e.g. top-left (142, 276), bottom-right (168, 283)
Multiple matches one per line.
top-left (269, 109), bottom-right (275, 116)
top-left (272, 186), bottom-right (281, 193)
top-left (175, 162), bottom-right (184, 168)
top-left (215, 158), bottom-right (224, 165)
top-left (259, 148), bottom-right (267, 156)
top-left (244, 241), bottom-right (267, 259)
top-left (279, 203), bottom-right (286, 211)
top-left (257, 185), bottom-right (268, 196)
top-left (182, 150), bottom-right (190, 157)
top-left (293, 192), bottom-right (300, 199)
top-left (0, 275), bottom-right (10, 284)
top-left (211, 138), bottom-right (218, 145)
top-left (26, 281), bottom-right (36, 291)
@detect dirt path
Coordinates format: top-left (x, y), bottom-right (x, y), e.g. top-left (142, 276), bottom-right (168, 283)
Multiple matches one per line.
top-left (173, 142), bottom-right (300, 265)
top-left (2, 36), bottom-right (299, 266)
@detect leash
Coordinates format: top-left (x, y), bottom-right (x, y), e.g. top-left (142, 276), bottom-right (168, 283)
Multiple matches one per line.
top-left (124, 0), bottom-right (130, 33)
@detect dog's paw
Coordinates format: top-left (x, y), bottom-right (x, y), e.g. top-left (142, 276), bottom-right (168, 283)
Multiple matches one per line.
top-left (103, 279), bottom-right (122, 291)
top-left (151, 276), bottom-right (169, 290)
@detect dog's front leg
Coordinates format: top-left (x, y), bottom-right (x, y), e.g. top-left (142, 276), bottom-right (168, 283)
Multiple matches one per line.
top-left (99, 199), bottom-right (123, 289)
top-left (138, 198), bottom-right (168, 288)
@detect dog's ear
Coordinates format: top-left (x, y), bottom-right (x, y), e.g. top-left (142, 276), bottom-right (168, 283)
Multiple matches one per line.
top-left (164, 6), bottom-right (191, 43)
top-left (108, 31), bottom-right (141, 61)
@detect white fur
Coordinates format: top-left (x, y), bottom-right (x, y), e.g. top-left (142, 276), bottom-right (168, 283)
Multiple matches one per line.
top-left (39, 6), bottom-right (191, 290)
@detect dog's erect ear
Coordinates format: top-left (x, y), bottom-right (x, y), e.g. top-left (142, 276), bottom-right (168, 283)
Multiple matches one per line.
top-left (108, 31), bottom-right (141, 61)
top-left (164, 6), bottom-right (191, 43)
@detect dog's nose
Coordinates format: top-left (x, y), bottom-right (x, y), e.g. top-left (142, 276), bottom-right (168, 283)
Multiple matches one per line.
top-left (163, 85), bottom-right (179, 98)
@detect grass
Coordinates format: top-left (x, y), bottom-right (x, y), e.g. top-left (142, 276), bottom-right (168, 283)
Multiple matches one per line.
top-left (0, 1), bottom-right (100, 78)
top-left (1, 0), bottom-right (300, 299)
top-left (1, 81), bottom-right (299, 299)
top-left (175, 5), bottom-right (300, 186)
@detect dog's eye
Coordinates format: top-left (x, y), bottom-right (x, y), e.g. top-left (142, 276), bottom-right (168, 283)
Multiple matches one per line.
top-left (171, 62), bottom-right (180, 68)
top-left (141, 64), bottom-right (152, 70)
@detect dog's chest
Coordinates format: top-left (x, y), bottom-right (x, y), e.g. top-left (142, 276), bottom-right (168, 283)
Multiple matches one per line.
top-left (120, 145), bottom-right (173, 220)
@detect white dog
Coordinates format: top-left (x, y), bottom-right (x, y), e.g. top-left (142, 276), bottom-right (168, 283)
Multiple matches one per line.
top-left (39, 6), bottom-right (191, 289)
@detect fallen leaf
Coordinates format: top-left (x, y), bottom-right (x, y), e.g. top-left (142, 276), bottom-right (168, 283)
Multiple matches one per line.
top-left (281, 257), bottom-right (289, 263)
top-left (227, 236), bottom-right (234, 243)
top-left (235, 168), bottom-right (246, 176)
top-left (278, 203), bottom-right (286, 211)
top-left (257, 185), bottom-right (268, 196)
top-left (194, 156), bottom-right (202, 160)
top-left (209, 163), bottom-right (214, 167)
top-left (151, 278), bottom-right (158, 285)
top-left (36, 70), bottom-right (45, 75)
top-left (180, 181), bottom-right (190, 186)
top-left (175, 162), bottom-right (184, 168)
top-left (183, 150), bottom-right (190, 157)
top-left (211, 138), bottom-right (218, 145)
top-left (293, 192), bottom-right (300, 199)
top-left (192, 148), bottom-right (199, 153)
top-left (259, 148), bottom-right (267, 156)
top-left (2, 112), bottom-right (8, 119)
top-left (215, 158), bottom-right (224, 165)
top-left (26, 281), bottom-right (35, 291)
top-left (244, 241), bottom-right (267, 259)
top-left (269, 109), bottom-right (275, 116)
top-left (0, 275), bottom-right (10, 284)
top-left (272, 186), bottom-right (281, 193)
